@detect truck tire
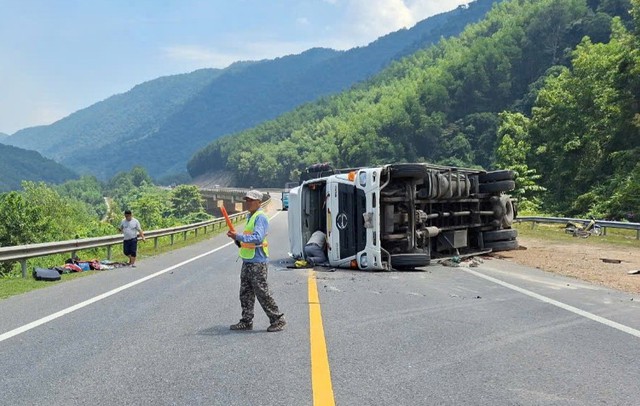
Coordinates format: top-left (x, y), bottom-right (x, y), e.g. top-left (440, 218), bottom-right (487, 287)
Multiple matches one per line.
top-left (479, 170), bottom-right (515, 183)
top-left (390, 164), bottom-right (429, 179)
top-left (501, 196), bottom-right (515, 227)
top-left (485, 239), bottom-right (519, 252)
top-left (483, 229), bottom-right (518, 243)
top-left (390, 253), bottom-right (431, 270)
top-left (479, 180), bottom-right (516, 194)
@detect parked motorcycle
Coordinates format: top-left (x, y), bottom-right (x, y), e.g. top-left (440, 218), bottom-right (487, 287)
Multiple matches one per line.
top-left (564, 218), bottom-right (601, 238)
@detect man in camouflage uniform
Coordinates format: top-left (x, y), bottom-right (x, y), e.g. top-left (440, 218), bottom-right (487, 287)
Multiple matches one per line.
top-left (227, 190), bottom-right (286, 332)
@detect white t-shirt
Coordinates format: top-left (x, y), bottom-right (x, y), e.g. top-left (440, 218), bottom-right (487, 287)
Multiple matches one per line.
top-left (120, 218), bottom-right (142, 240)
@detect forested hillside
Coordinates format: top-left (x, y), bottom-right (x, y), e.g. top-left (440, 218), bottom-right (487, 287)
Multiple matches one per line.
top-left (190, 0), bottom-right (638, 220)
top-left (0, 143), bottom-right (78, 192)
top-left (0, 168), bottom-right (209, 276)
top-left (3, 0), bottom-right (499, 180)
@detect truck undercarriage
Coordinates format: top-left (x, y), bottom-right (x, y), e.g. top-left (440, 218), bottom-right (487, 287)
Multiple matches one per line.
top-left (379, 164), bottom-right (517, 269)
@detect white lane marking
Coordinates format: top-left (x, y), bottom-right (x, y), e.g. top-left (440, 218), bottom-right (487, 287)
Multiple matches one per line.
top-left (0, 210), bottom-right (282, 343)
top-left (0, 242), bottom-right (234, 343)
top-left (477, 266), bottom-right (602, 291)
top-left (462, 267), bottom-right (640, 339)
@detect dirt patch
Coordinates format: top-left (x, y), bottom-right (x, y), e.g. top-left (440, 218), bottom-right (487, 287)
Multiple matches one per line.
top-left (491, 237), bottom-right (640, 294)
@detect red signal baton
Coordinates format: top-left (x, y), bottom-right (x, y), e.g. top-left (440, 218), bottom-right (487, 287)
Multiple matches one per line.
top-left (220, 206), bottom-right (235, 232)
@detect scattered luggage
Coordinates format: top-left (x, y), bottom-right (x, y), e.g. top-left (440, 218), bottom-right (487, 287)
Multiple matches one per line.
top-left (33, 267), bottom-right (62, 281)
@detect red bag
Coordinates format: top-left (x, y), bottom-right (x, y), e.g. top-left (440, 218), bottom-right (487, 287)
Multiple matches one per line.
top-left (63, 263), bottom-right (82, 272)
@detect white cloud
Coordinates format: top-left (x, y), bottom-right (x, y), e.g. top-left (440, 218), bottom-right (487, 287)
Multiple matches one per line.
top-left (344, 0), bottom-right (414, 43)
top-left (324, 0), bottom-right (470, 49)
top-left (163, 40), bottom-right (318, 69)
top-left (406, 0), bottom-right (469, 19)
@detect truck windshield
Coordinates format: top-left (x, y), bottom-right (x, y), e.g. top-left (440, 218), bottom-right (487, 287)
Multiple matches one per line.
top-left (337, 183), bottom-right (366, 259)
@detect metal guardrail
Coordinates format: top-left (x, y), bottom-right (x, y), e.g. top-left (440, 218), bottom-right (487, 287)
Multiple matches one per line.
top-left (0, 199), bottom-right (270, 278)
top-left (516, 216), bottom-right (640, 239)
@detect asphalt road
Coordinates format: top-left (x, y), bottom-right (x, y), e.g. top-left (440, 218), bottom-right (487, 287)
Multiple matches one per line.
top-left (1, 208), bottom-right (640, 405)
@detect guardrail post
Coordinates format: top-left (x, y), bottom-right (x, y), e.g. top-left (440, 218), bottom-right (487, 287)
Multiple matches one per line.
top-left (154, 237), bottom-right (159, 250)
top-left (531, 221), bottom-right (536, 230)
top-left (107, 245), bottom-right (112, 260)
top-left (183, 231), bottom-right (187, 241)
top-left (637, 229), bottom-right (639, 240)
top-left (602, 227), bottom-right (607, 236)
top-left (170, 235), bottom-right (174, 246)
top-left (195, 228), bottom-right (198, 237)
top-left (21, 259), bottom-right (27, 279)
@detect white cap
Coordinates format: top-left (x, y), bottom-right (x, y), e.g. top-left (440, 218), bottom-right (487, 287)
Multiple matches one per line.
top-left (244, 189), bottom-right (263, 201)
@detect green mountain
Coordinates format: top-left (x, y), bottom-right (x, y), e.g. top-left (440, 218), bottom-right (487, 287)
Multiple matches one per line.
top-left (4, 68), bottom-right (223, 177)
top-left (0, 143), bottom-right (78, 192)
top-left (187, 0), bottom-right (638, 219)
top-left (4, 0), bottom-right (499, 180)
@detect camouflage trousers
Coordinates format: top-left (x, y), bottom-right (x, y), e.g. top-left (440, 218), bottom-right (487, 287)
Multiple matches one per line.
top-left (239, 262), bottom-right (283, 324)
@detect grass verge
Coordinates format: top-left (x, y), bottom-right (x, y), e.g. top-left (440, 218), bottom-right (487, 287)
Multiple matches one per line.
top-left (513, 221), bottom-right (640, 249)
top-left (0, 225), bottom-right (229, 300)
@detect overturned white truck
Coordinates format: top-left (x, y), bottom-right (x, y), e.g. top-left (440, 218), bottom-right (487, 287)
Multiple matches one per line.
top-left (288, 163), bottom-right (517, 270)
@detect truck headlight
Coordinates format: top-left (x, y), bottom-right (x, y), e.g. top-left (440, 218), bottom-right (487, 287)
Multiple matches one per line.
top-left (358, 171), bottom-right (367, 187)
top-left (360, 253), bottom-right (368, 268)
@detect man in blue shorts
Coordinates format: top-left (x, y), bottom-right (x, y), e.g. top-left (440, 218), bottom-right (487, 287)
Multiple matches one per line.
top-left (118, 210), bottom-right (145, 267)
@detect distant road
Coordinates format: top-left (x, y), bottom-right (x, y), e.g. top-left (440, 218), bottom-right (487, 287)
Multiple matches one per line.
top-left (1, 205), bottom-right (640, 405)
top-left (101, 196), bottom-right (112, 222)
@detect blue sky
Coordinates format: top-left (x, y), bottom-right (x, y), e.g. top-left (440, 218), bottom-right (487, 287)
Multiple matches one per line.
top-left (0, 0), bottom-right (469, 135)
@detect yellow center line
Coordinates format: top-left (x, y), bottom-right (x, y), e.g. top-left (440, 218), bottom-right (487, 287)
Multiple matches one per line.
top-left (308, 270), bottom-right (336, 406)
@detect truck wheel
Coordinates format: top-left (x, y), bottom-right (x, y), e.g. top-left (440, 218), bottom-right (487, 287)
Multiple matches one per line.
top-left (501, 196), bottom-right (515, 227)
top-left (479, 170), bottom-right (515, 183)
top-left (390, 164), bottom-right (429, 179)
top-left (483, 229), bottom-right (518, 243)
top-left (485, 239), bottom-right (518, 252)
top-left (479, 180), bottom-right (515, 194)
top-left (390, 253), bottom-right (431, 270)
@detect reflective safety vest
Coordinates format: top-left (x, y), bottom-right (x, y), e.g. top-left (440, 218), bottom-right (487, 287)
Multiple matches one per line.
top-left (239, 210), bottom-right (269, 259)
